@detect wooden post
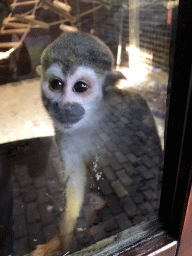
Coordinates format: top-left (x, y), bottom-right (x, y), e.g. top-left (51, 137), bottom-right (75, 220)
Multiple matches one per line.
top-left (129, 0), bottom-right (140, 70)
top-left (116, 7), bottom-right (124, 69)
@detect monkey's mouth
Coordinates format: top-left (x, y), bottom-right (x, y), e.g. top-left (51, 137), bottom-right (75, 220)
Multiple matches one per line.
top-left (51, 102), bottom-right (85, 126)
top-left (54, 114), bottom-right (83, 126)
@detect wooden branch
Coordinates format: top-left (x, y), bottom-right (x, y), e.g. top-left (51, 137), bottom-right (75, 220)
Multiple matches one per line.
top-left (20, 28), bottom-right (30, 42)
top-left (0, 42), bottom-right (21, 48)
top-left (48, 19), bottom-right (68, 26)
top-left (0, 28), bottom-right (30, 34)
top-left (74, 4), bottom-right (103, 21)
top-left (4, 15), bottom-right (35, 23)
top-left (92, 0), bottom-right (111, 9)
top-left (2, 22), bottom-right (30, 28)
top-left (40, 0), bottom-right (74, 21)
top-left (53, 0), bottom-right (71, 13)
top-left (59, 24), bottom-right (78, 32)
top-left (10, 0), bottom-right (39, 7)
top-left (15, 14), bottom-right (50, 29)
top-left (0, 45), bottom-right (21, 60)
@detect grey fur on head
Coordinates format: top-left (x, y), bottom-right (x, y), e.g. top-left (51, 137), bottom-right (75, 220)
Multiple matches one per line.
top-left (41, 32), bottom-right (114, 77)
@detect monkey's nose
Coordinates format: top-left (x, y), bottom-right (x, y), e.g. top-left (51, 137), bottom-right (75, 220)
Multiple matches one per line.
top-left (64, 102), bottom-right (74, 109)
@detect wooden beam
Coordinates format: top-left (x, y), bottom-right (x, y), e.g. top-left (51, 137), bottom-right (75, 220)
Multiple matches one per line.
top-left (0, 42), bottom-right (21, 48)
top-left (10, 0), bottom-right (39, 7)
top-left (40, 0), bottom-right (74, 21)
top-left (2, 22), bottom-right (30, 28)
top-left (4, 15), bottom-right (35, 23)
top-left (53, 1), bottom-right (72, 13)
top-left (75, 4), bottom-right (103, 21)
top-left (0, 46), bottom-right (20, 60)
top-left (129, 0), bottom-right (140, 70)
top-left (0, 28), bottom-right (30, 34)
top-left (15, 14), bottom-right (50, 29)
top-left (59, 24), bottom-right (78, 32)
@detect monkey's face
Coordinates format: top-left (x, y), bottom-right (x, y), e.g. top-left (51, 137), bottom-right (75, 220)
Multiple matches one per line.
top-left (41, 64), bottom-right (103, 132)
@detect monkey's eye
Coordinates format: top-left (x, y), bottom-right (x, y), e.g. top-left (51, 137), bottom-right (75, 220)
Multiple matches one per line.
top-left (73, 81), bottom-right (89, 93)
top-left (49, 79), bottom-right (64, 92)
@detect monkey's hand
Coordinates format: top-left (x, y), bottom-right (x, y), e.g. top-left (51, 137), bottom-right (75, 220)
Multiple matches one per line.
top-left (25, 245), bottom-right (46, 256)
top-left (24, 232), bottom-right (63, 256)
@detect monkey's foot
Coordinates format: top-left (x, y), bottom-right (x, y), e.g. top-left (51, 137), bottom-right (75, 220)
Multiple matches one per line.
top-left (25, 232), bottom-right (63, 256)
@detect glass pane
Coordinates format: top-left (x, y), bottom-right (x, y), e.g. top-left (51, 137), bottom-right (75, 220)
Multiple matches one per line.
top-left (0, 0), bottom-right (177, 255)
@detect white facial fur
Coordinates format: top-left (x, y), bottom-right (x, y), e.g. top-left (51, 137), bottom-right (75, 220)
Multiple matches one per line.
top-left (41, 64), bottom-right (104, 133)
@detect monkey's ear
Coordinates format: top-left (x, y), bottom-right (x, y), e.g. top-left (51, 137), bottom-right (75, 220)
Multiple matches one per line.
top-left (36, 65), bottom-right (43, 77)
top-left (103, 70), bottom-right (127, 93)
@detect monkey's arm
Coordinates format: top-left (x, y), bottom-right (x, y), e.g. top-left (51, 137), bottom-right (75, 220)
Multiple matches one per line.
top-left (58, 147), bottom-right (87, 251)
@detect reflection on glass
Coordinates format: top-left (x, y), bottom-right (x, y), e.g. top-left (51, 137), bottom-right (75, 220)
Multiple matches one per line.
top-left (0, 0), bottom-right (175, 255)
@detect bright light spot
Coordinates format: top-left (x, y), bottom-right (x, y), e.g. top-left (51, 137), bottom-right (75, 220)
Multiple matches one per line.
top-left (0, 48), bottom-right (15, 60)
top-left (117, 67), bottom-right (147, 89)
top-left (63, 251), bottom-right (70, 256)
top-left (95, 172), bottom-right (102, 181)
top-left (77, 227), bottom-right (86, 232)
top-left (129, 45), bottom-right (140, 70)
top-left (47, 205), bottom-right (53, 211)
top-left (117, 46), bottom-right (153, 89)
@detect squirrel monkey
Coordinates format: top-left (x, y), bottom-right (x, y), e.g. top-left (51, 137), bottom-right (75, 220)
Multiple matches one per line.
top-left (27, 32), bottom-right (131, 255)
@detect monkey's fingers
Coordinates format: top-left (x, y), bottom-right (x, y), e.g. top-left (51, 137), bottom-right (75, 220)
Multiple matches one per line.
top-left (25, 245), bottom-right (46, 256)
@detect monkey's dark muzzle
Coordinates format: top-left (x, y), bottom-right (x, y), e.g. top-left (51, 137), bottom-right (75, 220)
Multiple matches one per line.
top-left (52, 102), bottom-right (85, 125)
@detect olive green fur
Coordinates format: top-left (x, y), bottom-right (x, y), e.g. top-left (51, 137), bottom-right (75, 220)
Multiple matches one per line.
top-left (41, 32), bottom-right (114, 77)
